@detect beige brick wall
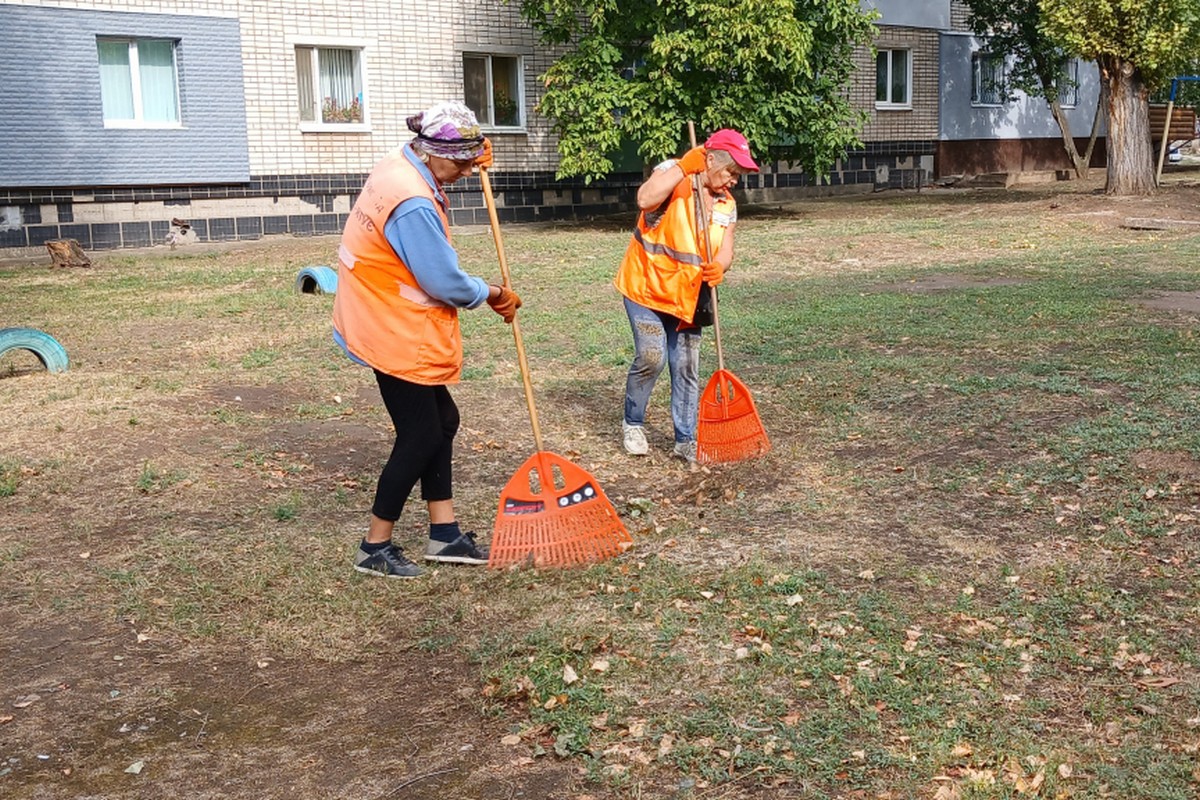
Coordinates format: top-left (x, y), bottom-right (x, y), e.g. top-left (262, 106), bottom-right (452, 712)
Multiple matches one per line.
top-left (949, 0), bottom-right (972, 33)
top-left (850, 27), bottom-right (940, 141)
top-left (9, 0), bottom-right (562, 175)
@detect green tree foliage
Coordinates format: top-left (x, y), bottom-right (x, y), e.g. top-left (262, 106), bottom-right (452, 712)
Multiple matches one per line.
top-left (965, 0), bottom-right (1068, 100)
top-left (1040, 0), bottom-right (1200, 194)
top-left (514, 0), bottom-right (877, 181)
top-left (962, 0), bottom-right (1101, 178)
top-left (1041, 0), bottom-right (1200, 91)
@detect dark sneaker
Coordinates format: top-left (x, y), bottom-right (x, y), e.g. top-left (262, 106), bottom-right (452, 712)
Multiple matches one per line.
top-left (424, 531), bottom-right (489, 565)
top-left (354, 543), bottom-right (424, 579)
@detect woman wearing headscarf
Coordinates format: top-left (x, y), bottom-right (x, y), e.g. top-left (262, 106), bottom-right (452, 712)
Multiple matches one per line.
top-left (333, 101), bottom-right (521, 579)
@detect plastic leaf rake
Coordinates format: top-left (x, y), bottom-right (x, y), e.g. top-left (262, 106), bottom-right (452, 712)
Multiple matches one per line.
top-left (479, 168), bottom-right (632, 568)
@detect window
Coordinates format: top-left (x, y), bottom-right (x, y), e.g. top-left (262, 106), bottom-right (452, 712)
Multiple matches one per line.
top-left (972, 52), bottom-right (1008, 105)
top-left (97, 38), bottom-right (180, 126)
top-left (463, 53), bottom-right (523, 128)
top-left (1058, 58), bottom-right (1080, 108)
top-left (875, 49), bottom-right (911, 108)
top-left (295, 45), bottom-right (366, 128)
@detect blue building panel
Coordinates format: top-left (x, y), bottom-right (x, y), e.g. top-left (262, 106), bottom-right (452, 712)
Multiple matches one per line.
top-left (939, 33), bottom-right (1102, 141)
top-left (0, 4), bottom-right (249, 187)
top-left (860, 0), bottom-right (950, 30)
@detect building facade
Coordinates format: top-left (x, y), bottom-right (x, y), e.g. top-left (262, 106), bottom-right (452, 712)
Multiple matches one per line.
top-left (0, 0), bottom-right (1098, 253)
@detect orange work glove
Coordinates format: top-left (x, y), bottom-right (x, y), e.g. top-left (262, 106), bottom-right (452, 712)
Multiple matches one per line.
top-left (486, 284), bottom-right (521, 323)
top-left (701, 261), bottom-right (725, 286)
top-left (676, 146), bottom-right (708, 176)
top-left (473, 137), bottom-right (494, 169)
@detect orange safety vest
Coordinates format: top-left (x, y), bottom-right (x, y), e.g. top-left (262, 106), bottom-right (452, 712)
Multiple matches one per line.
top-left (332, 149), bottom-right (463, 385)
top-left (614, 175), bottom-right (736, 322)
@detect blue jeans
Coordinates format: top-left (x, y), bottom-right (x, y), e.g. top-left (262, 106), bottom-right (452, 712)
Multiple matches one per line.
top-left (623, 296), bottom-right (701, 443)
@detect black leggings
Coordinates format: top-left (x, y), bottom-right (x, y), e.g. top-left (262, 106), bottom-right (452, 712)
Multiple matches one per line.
top-left (371, 371), bottom-right (459, 522)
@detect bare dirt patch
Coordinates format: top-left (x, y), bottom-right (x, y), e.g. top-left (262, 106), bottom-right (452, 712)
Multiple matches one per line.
top-left (870, 274), bottom-right (1028, 293)
top-left (1, 610), bottom-right (580, 799)
top-left (1134, 290), bottom-right (1200, 314)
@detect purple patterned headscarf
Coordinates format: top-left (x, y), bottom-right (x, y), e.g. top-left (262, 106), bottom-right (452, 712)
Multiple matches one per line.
top-left (407, 101), bottom-right (486, 161)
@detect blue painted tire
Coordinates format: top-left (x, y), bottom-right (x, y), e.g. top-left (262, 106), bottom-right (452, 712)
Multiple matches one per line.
top-left (0, 327), bottom-right (69, 373)
top-left (295, 265), bottom-right (338, 295)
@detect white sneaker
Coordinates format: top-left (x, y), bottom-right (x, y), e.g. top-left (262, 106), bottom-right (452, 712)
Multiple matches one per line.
top-left (622, 421), bottom-right (649, 455)
top-left (672, 440), bottom-right (697, 463)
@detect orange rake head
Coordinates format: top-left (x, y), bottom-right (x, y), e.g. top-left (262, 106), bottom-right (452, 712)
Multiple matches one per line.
top-left (696, 368), bottom-right (770, 464)
top-left (489, 450), bottom-right (632, 569)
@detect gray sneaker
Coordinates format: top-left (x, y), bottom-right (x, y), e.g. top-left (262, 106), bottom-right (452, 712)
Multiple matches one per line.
top-left (425, 531), bottom-right (489, 565)
top-left (354, 543), bottom-right (424, 579)
top-left (672, 440), bottom-right (697, 463)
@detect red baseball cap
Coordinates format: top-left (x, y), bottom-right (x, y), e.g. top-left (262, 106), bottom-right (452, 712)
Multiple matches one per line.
top-left (704, 129), bottom-right (759, 172)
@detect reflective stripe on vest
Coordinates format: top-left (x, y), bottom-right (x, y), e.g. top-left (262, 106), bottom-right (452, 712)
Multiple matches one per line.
top-left (332, 149), bottom-right (464, 385)
top-left (614, 179), bottom-right (736, 322)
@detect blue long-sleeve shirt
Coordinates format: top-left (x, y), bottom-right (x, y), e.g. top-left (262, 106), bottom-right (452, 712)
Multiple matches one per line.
top-left (333, 146), bottom-right (490, 366)
top-left (385, 146), bottom-right (490, 309)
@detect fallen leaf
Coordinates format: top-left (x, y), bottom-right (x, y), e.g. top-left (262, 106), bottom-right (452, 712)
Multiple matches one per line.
top-left (1137, 676), bottom-right (1180, 689)
top-left (785, 594), bottom-right (803, 606)
top-left (932, 781), bottom-right (961, 800)
top-left (0, 715), bottom-right (12, 724)
top-left (963, 767), bottom-right (995, 786)
top-left (124, 760), bottom-right (145, 774)
top-left (658, 733), bottom-right (675, 758)
top-left (563, 665), bottom-right (579, 685)
top-left (500, 734), bottom-right (521, 746)
top-left (13, 694), bottom-right (40, 708)
top-left (951, 743), bottom-right (973, 758)
top-left (858, 569), bottom-right (875, 580)
top-left (1057, 763), bottom-right (1073, 779)
top-left (590, 659), bottom-right (610, 673)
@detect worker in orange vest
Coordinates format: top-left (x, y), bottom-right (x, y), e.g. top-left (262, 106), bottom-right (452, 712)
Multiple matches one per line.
top-left (334, 101), bottom-right (521, 579)
top-left (614, 129), bottom-right (759, 462)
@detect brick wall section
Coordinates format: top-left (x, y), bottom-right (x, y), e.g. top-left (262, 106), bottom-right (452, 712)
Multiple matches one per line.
top-left (850, 27), bottom-right (941, 141)
top-left (949, 1), bottom-right (972, 33)
top-left (0, 1), bottom-right (937, 252)
top-left (1, 0), bottom-right (561, 175)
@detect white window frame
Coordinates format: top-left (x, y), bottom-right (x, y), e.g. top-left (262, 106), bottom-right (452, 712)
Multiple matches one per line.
top-left (1058, 58), bottom-right (1080, 108)
top-left (875, 48), bottom-right (912, 110)
top-left (971, 51), bottom-right (1008, 107)
top-left (97, 37), bottom-right (182, 129)
top-left (462, 52), bottom-right (526, 131)
top-left (293, 37), bottom-right (371, 134)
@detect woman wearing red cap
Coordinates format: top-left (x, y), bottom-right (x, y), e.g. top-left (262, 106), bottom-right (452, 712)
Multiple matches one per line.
top-left (614, 129), bottom-right (759, 462)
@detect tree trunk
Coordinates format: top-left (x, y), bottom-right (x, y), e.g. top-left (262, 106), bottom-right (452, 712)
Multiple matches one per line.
top-left (45, 239), bottom-right (92, 269)
top-left (1047, 97), bottom-right (1089, 179)
top-left (1101, 55), bottom-right (1155, 196)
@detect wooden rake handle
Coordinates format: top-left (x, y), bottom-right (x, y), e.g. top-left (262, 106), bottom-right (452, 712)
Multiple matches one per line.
top-left (480, 167), bottom-right (545, 453)
top-left (687, 121), bottom-right (725, 372)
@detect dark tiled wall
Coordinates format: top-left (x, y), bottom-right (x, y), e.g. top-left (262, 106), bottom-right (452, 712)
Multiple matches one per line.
top-left (1, 143), bottom-right (936, 251)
